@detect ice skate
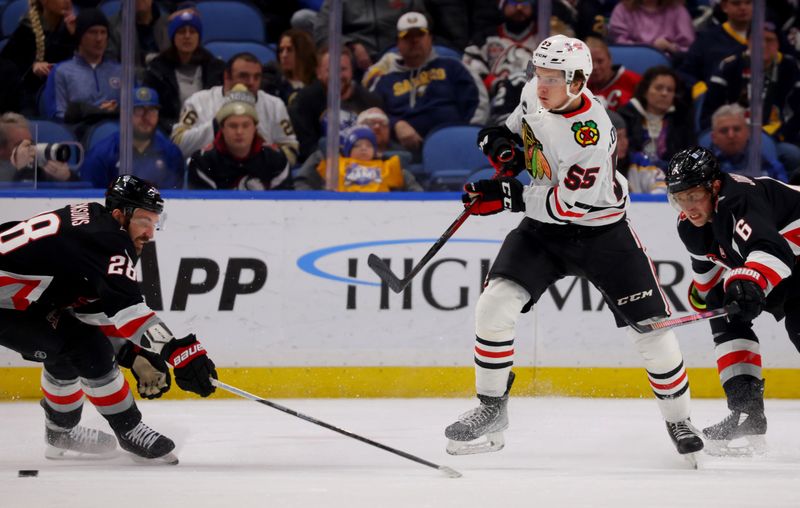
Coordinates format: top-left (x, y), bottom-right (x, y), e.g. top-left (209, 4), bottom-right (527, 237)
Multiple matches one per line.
top-left (45, 424), bottom-right (118, 460)
top-left (445, 372), bottom-right (514, 455)
top-left (702, 410), bottom-right (767, 457)
top-left (666, 419), bottom-right (704, 468)
top-left (116, 421), bottom-right (179, 465)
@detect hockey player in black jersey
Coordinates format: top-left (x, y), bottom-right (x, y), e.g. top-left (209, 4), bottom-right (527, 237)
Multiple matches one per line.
top-left (666, 146), bottom-right (800, 455)
top-left (0, 175), bottom-right (218, 464)
top-left (445, 35), bottom-right (703, 464)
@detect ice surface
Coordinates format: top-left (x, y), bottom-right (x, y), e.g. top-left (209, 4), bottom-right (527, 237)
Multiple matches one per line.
top-left (1, 397), bottom-right (799, 507)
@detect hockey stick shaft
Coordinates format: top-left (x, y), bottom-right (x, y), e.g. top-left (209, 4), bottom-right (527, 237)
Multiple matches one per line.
top-left (210, 378), bottom-right (462, 478)
top-left (630, 302), bottom-right (740, 333)
top-left (368, 200), bottom-right (477, 294)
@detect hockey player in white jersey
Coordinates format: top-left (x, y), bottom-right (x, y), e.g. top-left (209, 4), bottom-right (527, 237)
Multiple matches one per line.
top-left (445, 35), bottom-right (704, 464)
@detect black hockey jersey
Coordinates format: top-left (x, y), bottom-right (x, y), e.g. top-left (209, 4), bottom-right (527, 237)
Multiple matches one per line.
top-left (677, 173), bottom-right (800, 299)
top-left (0, 202), bottom-right (162, 343)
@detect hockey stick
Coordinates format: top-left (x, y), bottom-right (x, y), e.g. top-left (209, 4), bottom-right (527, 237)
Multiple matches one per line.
top-left (627, 302), bottom-right (740, 333)
top-left (368, 202), bottom-right (476, 293)
top-left (210, 378), bottom-right (463, 479)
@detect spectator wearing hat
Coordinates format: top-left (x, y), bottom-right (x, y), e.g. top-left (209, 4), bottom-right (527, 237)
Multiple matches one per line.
top-left (313, 0), bottom-right (427, 74)
top-left (364, 12), bottom-right (488, 155)
top-left (107, 0), bottom-right (170, 71)
top-left (289, 45), bottom-right (383, 163)
top-left (187, 85), bottom-right (293, 190)
top-left (51, 8), bottom-right (121, 126)
top-left (172, 52), bottom-right (299, 166)
top-left (144, 10), bottom-right (224, 133)
top-left (0, 0), bottom-right (77, 113)
top-left (80, 87), bottom-right (184, 189)
top-left (294, 124), bottom-right (422, 191)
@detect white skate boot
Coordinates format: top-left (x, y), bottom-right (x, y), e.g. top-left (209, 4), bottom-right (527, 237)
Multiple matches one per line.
top-left (45, 423), bottom-right (118, 460)
top-left (445, 372), bottom-right (514, 455)
top-left (115, 421), bottom-right (179, 465)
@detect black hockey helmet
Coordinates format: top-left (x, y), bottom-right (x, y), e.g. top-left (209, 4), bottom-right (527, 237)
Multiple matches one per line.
top-left (665, 147), bottom-right (721, 194)
top-left (105, 175), bottom-right (164, 214)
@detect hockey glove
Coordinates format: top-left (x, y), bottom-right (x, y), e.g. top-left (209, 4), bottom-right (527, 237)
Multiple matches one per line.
top-left (117, 343), bottom-right (171, 399)
top-left (687, 282), bottom-right (708, 312)
top-left (462, 178), bottom-right (525, 216)
top-left (160, 334), bottom-right (217, 397)
top-left (723, 267), bottom-right (767, 322)
top-left (477, 125), bottom-right (524, 177)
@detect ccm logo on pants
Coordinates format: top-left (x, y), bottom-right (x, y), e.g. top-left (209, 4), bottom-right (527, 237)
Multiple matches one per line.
top-left (617, 290), bottom-right (653, 306)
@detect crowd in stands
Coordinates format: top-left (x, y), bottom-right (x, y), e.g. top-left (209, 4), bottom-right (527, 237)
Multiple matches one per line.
top-left (1, 0), bottom-right (799, 192)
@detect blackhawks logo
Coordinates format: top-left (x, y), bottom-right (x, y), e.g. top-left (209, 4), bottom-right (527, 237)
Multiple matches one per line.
top-left (571, 120), bottom-right (599, 147)
top-left (522, 119), bottom-right (551, 180)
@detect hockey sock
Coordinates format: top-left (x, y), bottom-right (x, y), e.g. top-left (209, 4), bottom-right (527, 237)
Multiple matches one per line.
top-left (80, 367), bottom-right (141, 433)
top-left (41, 368), bottom-right (84, 429)
top-left (713, 328), bottom-right (762, 404)
top-left (474, 278), bottom-right (529, 397)
top-left (628, 327), bottom-right (690, 422)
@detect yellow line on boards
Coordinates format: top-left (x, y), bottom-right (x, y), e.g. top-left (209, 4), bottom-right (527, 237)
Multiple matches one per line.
top-left (1, 366), bottom-right (799, 400)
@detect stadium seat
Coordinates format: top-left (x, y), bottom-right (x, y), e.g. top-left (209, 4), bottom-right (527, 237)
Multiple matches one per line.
top-left (99, 0), bottom-right (121, 18)
top-left (422, 125), bottom-right (486, 190)
top-left (195, 1), bottom-right (265, 43)
top-left (29, 120), bottom-right (76, 145)
top-left (84, 120), bottom-right (120, 150)
top-left (1, 0), bottom-right (27, 38)
top-left (205, 41), bottom-right (276, 65)
top-left (698, 129), bottom-right (778, 162)
top-left (608, 45), bottom-right (671, 75)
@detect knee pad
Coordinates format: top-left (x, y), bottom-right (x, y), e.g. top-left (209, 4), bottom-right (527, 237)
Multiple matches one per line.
top-left (475, 278), bottom-right (530, 341)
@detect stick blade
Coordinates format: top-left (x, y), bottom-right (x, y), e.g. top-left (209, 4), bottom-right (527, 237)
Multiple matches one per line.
top-left (367, 254), bottom-right (405, 293)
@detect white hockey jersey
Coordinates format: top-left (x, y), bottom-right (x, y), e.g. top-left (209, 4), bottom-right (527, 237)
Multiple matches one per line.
top-left (171, 86), bottom-right (299, 164)
top-left (505, 79), bottom-right (628, 227)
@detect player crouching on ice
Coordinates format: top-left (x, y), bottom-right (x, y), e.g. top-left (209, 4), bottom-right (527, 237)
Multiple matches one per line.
top-left (0, 175), bottom-right (218, 464)
top-left (444, 35), bottom-right (704, 464)
top-left (666, 147), bottom-right (800, 456)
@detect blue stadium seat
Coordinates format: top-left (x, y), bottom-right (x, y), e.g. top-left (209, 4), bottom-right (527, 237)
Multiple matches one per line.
top-left (29, 120), bottom-right (76, 144)
top-left (84, 120), bottom-right (120, 150)
top-left (196, 1), bottom-right (265, 43)
top-left (1, 0), bottom-right (27, 38)
top-left (698, 129), bottom-right (778, 162)
top-left (608, 45), bottom-right (671, 75)
top-left (423, 125), bottom-right (486, 190)
top-left (99, 0), bottom-right (121, 18)
top-left (205, 41), bottom-right (276, 65)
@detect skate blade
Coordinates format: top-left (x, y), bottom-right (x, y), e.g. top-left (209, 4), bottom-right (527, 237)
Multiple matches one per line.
top-left (682, 452), bottom-right (701, 469)
top-left (703, 435), bottom-right (767, 457)
top-left (45, 445), bottom-right (118, 461)
top-left (446, 432), bottom-right (505, 456)
top-left (130, 452), bottom-right (179, 465)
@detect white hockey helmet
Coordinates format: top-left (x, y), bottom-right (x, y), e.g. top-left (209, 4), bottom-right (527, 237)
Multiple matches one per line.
top-left (530, 35), bottom-right (593, 99)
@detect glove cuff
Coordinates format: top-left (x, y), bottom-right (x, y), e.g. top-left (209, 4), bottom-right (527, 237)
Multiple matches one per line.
top-left (724, 267), bottom-right (767, 291)
top-left (687, 283), bottom-right (707, 312)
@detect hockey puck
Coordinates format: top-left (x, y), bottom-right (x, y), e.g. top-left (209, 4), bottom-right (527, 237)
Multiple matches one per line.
top-left (18, 470), bottom-right (38, 478)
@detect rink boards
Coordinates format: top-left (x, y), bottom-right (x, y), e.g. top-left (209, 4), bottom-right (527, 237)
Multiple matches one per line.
top-left (0, 192), bottom-right (798, 399)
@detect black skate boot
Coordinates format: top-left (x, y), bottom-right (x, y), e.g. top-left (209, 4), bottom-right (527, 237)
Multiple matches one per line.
top-left (703, 377), bottom-right (767, 456)
top-left (45, 423), bottom-right (118, 460)
top-left (445, 371), bottom-right (515, 455)
top-left (666, 419), bottom-right (704, 468)
top-left (115, 421), bottom-right (178, 465)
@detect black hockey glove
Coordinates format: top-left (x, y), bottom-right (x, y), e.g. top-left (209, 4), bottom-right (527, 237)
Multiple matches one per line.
top-left (160, 334), bottom-right (217, 397)
top-left (463, 177), bottom-right (525, 216)
top-left (723, 267), bottom-right (767, 322)
top-left (477, 125), bottom-right (524, 177)
top-left (117, 343), bottom-right (171, 399)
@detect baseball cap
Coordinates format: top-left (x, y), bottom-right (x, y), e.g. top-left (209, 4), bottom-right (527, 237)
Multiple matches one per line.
top-left (215, 84), bottom-right (258, 125)
top-left (134, 87), bottom-right (160, 108)
top-left (397, 12), bottom-right (428, 38)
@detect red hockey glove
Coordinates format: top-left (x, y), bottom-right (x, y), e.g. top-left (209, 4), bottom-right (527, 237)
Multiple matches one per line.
top-left (723, 267), bottom-right (767, 322)
top-left (160, 334), bottom-right (217, 397)
top-left (462, 178), bottom-right (525, 216)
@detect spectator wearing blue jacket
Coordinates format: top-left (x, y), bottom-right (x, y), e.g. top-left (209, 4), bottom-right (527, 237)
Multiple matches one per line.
top-left (80, 87), bottom-right (184, 189)
top-left (52, 9), bottom-right (122, 125)
top-left (706, 103), bottom-right (788, 182)
top-left (364, 12), bottom-right (488, 154)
